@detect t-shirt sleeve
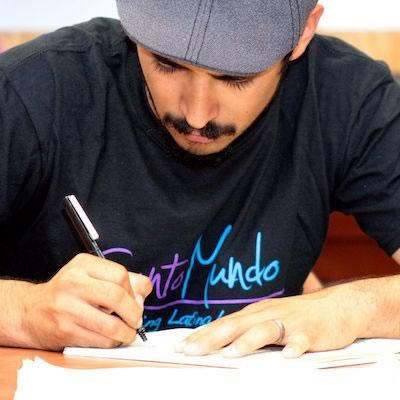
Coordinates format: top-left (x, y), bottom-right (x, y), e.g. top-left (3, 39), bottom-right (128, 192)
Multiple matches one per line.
top-left (333, 70), bottom-right (400, 256)
top-left (0, 69), bottom-right (43, 224)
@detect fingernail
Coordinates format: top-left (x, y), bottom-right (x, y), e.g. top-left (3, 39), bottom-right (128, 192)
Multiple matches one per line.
top-left (222, 345), bottom-right (240, 358)
top-left (282, 346), bottom-right (301, 359)
top-left (183, 343), bottom-right (203, 356)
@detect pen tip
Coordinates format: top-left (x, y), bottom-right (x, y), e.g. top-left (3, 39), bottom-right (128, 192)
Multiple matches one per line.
top-left (137, 327), bottom-right (148, 342)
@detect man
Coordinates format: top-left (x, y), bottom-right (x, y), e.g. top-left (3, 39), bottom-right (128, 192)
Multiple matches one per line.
top-left (0, 0), bottom-right (399, 359)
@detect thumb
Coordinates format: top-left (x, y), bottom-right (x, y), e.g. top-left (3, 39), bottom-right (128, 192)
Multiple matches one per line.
top-left (128, 272), bottom-right (153, 304)
top-left (282, 334), bottom-right (310, 358)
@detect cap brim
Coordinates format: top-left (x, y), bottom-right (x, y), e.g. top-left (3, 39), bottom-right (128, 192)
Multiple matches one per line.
top-left (117, 0), bottom-right (316, 75)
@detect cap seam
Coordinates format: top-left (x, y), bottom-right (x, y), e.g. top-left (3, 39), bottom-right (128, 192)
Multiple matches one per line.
top-left (188, 0), bottom-right (209, 61)
top-left (288, 0), bottom-right (295, 49)
top-left (294, 0), bottom-right (301, 41)
top-left (119, 0), bottom-right (305, 74)
top-left (184, 1), bottom-right (203, 60)
top-left (195, 0), bottom-right (214, 62)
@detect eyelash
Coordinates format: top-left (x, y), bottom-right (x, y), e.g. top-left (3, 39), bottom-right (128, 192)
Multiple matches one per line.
top-left (224, 79), bottom-right (253, 90)
top-left (152, 59), bottom-right (176, 75)
top-left (152, 59), bottom-right (254, 90)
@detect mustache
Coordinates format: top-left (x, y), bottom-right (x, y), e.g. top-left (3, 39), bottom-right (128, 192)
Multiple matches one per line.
top-left (163, 113), bottom-right (236, 140)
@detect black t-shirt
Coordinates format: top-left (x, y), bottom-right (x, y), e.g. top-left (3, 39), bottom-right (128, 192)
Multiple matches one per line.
top-left (1, 18), bottom-right (400, 331)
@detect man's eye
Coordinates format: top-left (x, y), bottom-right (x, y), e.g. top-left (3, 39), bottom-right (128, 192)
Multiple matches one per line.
top-left (152, 58), bottom-right (254, 90)
top-left (223, 78), bottom-right (253, 90)
top-left (152, 59), bottom-right (177, 74)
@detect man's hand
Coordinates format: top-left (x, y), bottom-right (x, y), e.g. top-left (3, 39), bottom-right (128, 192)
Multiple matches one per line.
top-left (20, 253), bottom-right (152, 350)
top-left (176, 283), bottom-right (375, 358)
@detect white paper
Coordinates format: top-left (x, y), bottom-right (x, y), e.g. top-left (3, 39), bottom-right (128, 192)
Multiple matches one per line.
top-left (64, 328), bottom-right (400, 369)
top-left (14, 356), bottom-right (400, 400)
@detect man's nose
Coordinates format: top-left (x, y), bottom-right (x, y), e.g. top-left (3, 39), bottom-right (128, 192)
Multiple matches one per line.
top-left (179, 77), bottom-right (219, 129)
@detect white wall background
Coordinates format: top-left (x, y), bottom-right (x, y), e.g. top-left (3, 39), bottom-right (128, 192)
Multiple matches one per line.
top-left (0, 0), bottom-right (399, 32)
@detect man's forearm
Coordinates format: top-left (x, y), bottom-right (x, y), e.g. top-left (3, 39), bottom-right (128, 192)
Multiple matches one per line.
top-left (0, 279), bottom-right (36, 347)
top-left (341, 274), bottom-right (400, 339)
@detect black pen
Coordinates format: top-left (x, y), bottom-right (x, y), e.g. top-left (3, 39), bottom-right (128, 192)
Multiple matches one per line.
top-left (64, 194), bottom-right (147, 342)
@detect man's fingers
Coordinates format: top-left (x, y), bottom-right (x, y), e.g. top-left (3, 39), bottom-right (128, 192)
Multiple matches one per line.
top-left (77, 279), bottom-right (143, 329)
top-left (222, 319), bottom-right (287, 358)
top-left (128, 272), bottom-right (153, 303)
top-left (65, 323), bottom-right (121, 349)
top-left (181, 316), bottom-right (311, 359)
top-left (83, 255), bottom-right (133, 295)
top-left (72, 301), bottom-right (137, 345)
top-left (59, 254), bottom-right (154, 335)
top-left (178, 304), bottom-right (286, 356)
top-left (282, 334), bottom-right (310, 358)
top-left (69, 254), bottom-right (153, 306)
top-left (178, 316), bottom-right (256, 356)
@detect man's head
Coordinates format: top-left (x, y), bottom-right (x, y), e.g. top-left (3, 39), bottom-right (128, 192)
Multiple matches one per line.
top-left (117, 1), bottom-right (324, 155)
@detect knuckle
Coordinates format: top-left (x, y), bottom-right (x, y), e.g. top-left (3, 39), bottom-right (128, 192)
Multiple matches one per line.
top-left (102, 339), bottom-right (121, 349)
top-left (91, 315), bottom-right (106, 335)
top-left (71, 253), bottom-right (92, 266)
top-left (88, 313), bottom-right (107, 336)
top-left (54, 319), bottom-right (72, 339)
top-left (129, 273), bottom-right (153, 296)
top-left (302, 334), bottom-right (312, 349)
top-left (122, 329), bottom-right (136, 345)
top-left (249, 324), bottom-right (269, 343)
top-left (218, 319), bottom-right (237, 334)
top-left (128, 331), bottom-right (137, 344)
top-left (97, 280), bottom-right (112, 299)
top-left (110, 286), bottom-right (126, 304)
top-left (52, 294), bottom-right (68, 314)
top-left (106, 319), bottom-right (122, 337)
top-left (235, 336), bottom-right (253, 352)
top-left (293, 333), bottom-right (311, 351)
top-left (113, 265), bottom-right (129, 285)
top-left (55, 271), bottom-right (83, 295)
top-left (56, 273), bottom-right (75, 290)
top-left (62, 254), bottom-right (93, 279)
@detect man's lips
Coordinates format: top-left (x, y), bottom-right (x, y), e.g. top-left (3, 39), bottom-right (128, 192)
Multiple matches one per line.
top-left (183, 130), bottom-right (215, 144)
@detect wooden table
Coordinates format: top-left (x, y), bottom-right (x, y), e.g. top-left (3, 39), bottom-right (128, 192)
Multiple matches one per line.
top-left (0, 347), bottom-right (172, 400)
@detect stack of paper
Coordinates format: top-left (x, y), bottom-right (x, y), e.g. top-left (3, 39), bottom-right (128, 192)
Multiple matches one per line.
top-left (13, 329), bottom-right (400, 400)
top-left (14, 356), bottom-right (400, 400)
top-left (64, 328), bottom-right (400, 369)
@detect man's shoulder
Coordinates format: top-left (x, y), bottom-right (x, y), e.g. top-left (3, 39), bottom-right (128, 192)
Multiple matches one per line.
top-left (309, 34), bottom-right (393, 87)
top-left (0, 18), bottom-right (126, 74)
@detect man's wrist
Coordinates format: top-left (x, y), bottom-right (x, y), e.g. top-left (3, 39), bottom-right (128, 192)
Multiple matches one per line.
top-left (0, 280), bottom-right (38, 347)
top-left (333, 277), bottom-right (388, 339)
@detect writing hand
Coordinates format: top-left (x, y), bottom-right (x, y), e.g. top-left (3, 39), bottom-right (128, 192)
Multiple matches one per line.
top-left (23, 253), bottom-right (152, 350)
top-left (176, 284), bottom-right (370, 358)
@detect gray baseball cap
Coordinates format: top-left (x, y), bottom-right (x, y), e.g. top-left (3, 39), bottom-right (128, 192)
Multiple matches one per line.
top-left (116, 0), bottom-right (318, 76)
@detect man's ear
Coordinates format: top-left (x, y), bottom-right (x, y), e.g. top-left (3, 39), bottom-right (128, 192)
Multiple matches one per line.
top-left (290, 4), bottom-right (324, 61)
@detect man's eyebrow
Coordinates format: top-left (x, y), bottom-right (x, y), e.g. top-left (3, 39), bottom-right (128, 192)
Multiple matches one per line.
top-left (152, 53), bottom-right (257, 81)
